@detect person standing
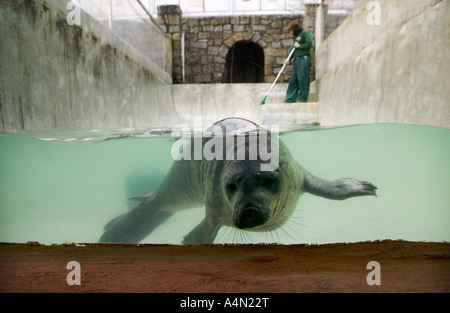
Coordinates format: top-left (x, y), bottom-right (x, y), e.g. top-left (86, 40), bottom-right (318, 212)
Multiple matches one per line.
top-left (284, 21), bottom-right (313, 103)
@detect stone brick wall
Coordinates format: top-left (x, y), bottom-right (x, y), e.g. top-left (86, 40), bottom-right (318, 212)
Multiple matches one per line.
top-left (157, 4), bottom-right (347, 84)
top-left (158, 5), bottom-right (305, 84)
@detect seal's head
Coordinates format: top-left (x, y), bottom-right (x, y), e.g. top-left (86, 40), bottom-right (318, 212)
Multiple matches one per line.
top-left (222, 160), bottom-right (281, 230)
top-left (221, 141), bottom-right (303, 232)
top-left (213, 119), bottom-right (303, 233)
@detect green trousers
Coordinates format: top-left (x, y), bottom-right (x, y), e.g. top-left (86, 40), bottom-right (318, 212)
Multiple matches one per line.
top-left (285, 56), bottom-right (312, 102)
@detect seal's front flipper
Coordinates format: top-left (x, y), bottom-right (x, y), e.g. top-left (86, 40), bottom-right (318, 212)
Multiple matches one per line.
top-left (183, 218), bottom-right (222, 245)
top-left (304, 171), bottom-right (377, 200)
top-left (99, 198), bottom-right (173, 244)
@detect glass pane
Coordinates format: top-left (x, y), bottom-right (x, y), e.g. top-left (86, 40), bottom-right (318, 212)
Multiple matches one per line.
top-left (235, 0), bottom-right (260, 11)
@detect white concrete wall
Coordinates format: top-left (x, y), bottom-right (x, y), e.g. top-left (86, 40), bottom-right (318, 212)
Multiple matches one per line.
top-left (0, 0), bottom-right (178, 130)
top-left (315, 0), bottom-right (449, 128)
top-left (172, 83), bottom-right (264, 127)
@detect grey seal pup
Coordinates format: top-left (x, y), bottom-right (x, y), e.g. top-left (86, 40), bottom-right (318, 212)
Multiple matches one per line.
top-left (99, 118), bottom-right (377, 244)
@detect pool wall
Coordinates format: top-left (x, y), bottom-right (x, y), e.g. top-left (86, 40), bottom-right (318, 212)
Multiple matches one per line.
top-left (315, 0), bottom-right (449, 128)
top-left (0, 0), bottom-right (177, 130)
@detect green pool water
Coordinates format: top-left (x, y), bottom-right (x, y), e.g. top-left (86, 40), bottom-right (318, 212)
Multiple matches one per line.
top-left (0, 123), bottom-right (449, 245)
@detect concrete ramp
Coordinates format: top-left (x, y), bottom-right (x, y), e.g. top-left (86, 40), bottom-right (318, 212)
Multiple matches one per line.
top-left (258, 82), bottom-right (320, 129)
top-left (262, 102), bottom-right (320, 129)
top-left (172, 82), bottom-right (321, 130)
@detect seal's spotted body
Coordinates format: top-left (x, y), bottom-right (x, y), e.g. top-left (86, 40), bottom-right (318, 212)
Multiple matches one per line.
top-left (99, 118), bottom-right (377, 244)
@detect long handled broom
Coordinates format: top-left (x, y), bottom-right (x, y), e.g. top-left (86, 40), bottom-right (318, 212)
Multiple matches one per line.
top-left (261, 35), bottom-right (301, 105)
top-left (261, 47), bottom-right (296, 105)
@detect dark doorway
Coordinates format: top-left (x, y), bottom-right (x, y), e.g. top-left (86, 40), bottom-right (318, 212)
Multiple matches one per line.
top-left (224, 41), bottom-right (265, 83)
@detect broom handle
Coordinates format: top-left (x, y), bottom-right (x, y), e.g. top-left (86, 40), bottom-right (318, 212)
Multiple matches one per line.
top-left (263, 39), bottom-right (299, 98)
top-left (264, 48), bottom-right (295, 97)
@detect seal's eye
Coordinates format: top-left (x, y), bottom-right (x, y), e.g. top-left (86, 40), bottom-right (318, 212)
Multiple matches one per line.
top-left (227, 183), bottom-right (238, 193)
top-left (262, 178), bottom-right (274, 187)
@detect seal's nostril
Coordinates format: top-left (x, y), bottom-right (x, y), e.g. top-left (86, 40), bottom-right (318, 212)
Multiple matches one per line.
top-left (241, 207), bottom-right (257, 220)
top-left (234, 206), bottom-right (268, 229)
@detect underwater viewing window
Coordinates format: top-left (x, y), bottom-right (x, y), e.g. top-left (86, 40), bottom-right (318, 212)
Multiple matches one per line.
top-left (0, 124), bottom-right (448, 245)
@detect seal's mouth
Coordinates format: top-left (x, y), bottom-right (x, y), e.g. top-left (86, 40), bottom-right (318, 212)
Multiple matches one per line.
top-left (233, 204), bottom-right (270, 229)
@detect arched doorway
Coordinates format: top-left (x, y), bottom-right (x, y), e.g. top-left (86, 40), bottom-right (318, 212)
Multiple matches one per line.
top-left (224, 41), bottom-right (265, 83)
